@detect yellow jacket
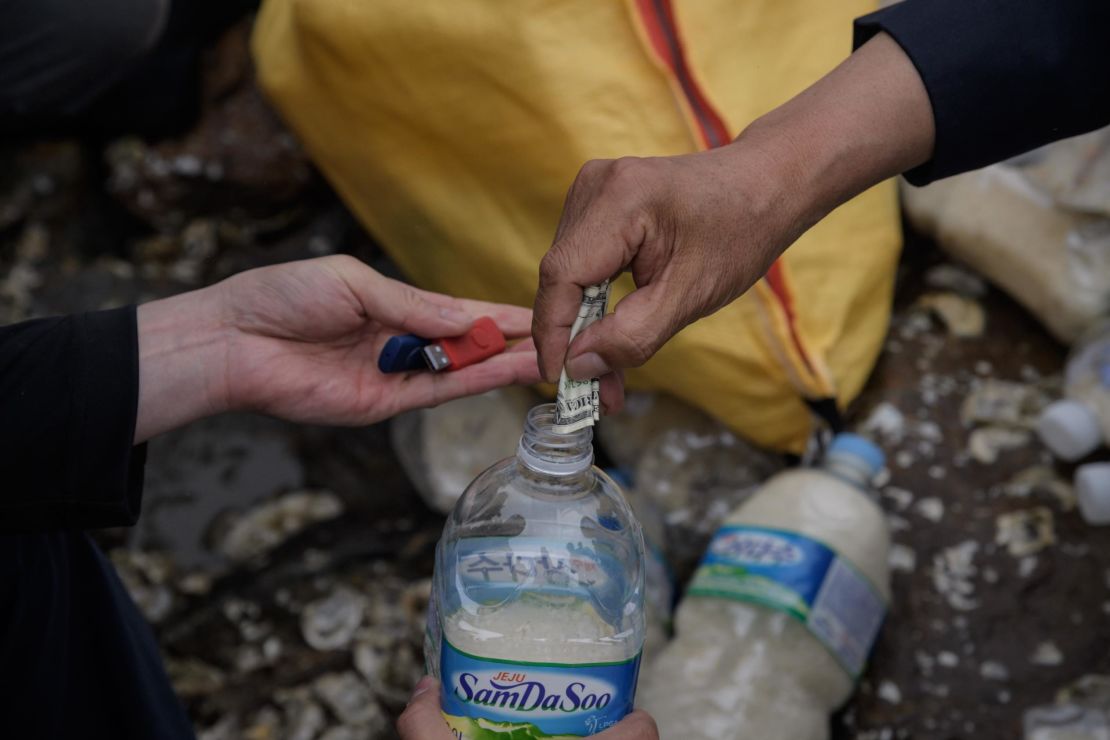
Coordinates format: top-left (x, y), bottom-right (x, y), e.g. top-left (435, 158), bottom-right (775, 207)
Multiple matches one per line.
top-left (253, 0), bottom-right (899, 453)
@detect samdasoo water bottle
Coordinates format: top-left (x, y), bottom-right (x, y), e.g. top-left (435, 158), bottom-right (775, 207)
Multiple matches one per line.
top-left (639, 434), bottom-right (891, 740)
top-left (426, 404), bottom-right (646, 738)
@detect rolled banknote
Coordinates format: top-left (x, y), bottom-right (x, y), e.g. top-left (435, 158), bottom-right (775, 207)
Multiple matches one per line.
top-left (553, 281), bottom-right (611, 433)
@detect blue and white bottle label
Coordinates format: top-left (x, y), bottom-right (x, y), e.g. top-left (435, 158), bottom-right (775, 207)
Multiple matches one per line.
top-left (687, 524), bottom-right (886, 678)
top-left (440, 639), bottom-right (641, 738)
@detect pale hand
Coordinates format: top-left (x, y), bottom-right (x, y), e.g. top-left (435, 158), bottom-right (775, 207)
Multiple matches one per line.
top-left (135, 255), bottom-right (541, 442)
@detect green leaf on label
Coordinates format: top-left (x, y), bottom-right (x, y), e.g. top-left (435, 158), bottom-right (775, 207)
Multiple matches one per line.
top-left (688, 566), bottom-right (811, 619)
top-left (444, 714), bottom-right (580, 739)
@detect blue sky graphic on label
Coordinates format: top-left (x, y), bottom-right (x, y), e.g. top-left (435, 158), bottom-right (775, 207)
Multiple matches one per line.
top-left (699, 525), bottom-right (835, 604)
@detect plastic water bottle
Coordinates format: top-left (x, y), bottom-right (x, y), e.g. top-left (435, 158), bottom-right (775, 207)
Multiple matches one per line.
top-left (426, 403), bottom-right (646, 738)
top-left (1038, 322), bottom-right (1110, 461)
top-left (605, 468), bottom-right (674, 665)
top-left (1023, 674), bottom-right (1110, 739)
top-left (638, 434), bottom-right (890, 740)
top-left (390, 388), bottom-right (537, 514)
top-left (1076, 463), bottom-right (1110, 525)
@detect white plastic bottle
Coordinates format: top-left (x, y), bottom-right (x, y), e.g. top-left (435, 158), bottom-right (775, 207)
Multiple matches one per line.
top-left (638, 434), bottom-right (890, 740)
top-left (426, 404), bottom-right (646, 738)
top-left (391, 388), bottom-right (538, 514)
top-left (1038, 322), bottom-right (1110, 461)
top-left (1076, 463), bottom-right (1110, 525)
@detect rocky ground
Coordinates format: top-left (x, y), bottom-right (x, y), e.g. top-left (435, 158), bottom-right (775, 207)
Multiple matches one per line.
top-left (2, 21), bottom-right (1108, 740)
top-left (839, 236), bottom-right (1110, 739)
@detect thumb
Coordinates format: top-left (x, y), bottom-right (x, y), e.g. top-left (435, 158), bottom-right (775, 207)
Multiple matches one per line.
top-left (368, 278), bottom-right (476, 338)
top-left (396, 677), bottom-right (455, 740)
top-left (564, 285), bottom-right (680, 380)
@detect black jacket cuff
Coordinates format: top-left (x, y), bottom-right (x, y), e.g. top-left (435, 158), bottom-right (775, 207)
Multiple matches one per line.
top-left (0, 306), bottom-right (146, 532)
top-left (855, 0), bottom-right (1110, 186)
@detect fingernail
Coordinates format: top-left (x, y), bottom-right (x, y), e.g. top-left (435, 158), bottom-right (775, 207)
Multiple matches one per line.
top-left (408, 676), bottom-right (436, 704)
top-left (537, 360), bottom-right (554, 384)
top-left (567, 352), bottom-right (610, 380)
top-left (537, 354), bottom-right (559, 384)
top-left (439, 306), bottom-right (472, 324)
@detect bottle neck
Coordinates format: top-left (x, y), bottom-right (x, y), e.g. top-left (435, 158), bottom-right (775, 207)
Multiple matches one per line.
top-left (516, 404), bottom-right (594, 477)
top-left (823, 454), bottom-right (876, 489)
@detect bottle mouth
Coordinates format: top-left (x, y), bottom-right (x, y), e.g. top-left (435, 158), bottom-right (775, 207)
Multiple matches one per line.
top-left (517, 403), bottom-right (594, 476)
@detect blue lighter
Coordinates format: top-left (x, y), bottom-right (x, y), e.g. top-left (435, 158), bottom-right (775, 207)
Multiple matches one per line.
top-left (377, 334), bottom-right (432, 373)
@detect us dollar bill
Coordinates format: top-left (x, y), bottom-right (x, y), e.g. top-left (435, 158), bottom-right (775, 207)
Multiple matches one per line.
top-left (553, 280), bottom-right (611, 433)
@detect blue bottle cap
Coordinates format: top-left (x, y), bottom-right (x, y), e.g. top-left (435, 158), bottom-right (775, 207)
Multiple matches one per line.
top-left (828, 433), bottom-right (885, 477)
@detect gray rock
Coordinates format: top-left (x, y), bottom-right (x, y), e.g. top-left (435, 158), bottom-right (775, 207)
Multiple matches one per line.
top-left (277, 688), bottom-right (328, 740)
top-left (165, 658), bottom-right (226, 698)
top-left (301, 587), bottom-right (365, 651)
top-left (313, 672), bottom-right (380, 726)
top-left (216, 490), bottom-right (343, 563)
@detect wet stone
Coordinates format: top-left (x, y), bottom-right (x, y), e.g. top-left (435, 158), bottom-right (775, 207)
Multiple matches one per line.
top-left (215, 490), bottom-right (343, 563)
top-left (932, 541), bottom-right (981, 612)
top-left (312, 671), bottom-right (384, 728)
top-left (996, 508), bottom-right (1057, 557)
top-left (276, 688), bottom-right (327, 740)
top-left (319, 727), bottom-right (376, 740)
top-left (301, 586), bottom-right (366, 651)
top-left (960, 379), bottom-right (1053, 430)
top-left (917, 292), bottom-right (987, 338)
top-left (981, 661), bottom-right (1011, 682)
top-left (166, 658), bottom-right (226, 698)
top-left (1031, 641), bottom-right (1065, 667)
top-left (969, 426), bottom-right (1033, 464)
top-left (353, 642), bottom-right (386, 684)
top-left (242, 706), bottom-right (282, 740)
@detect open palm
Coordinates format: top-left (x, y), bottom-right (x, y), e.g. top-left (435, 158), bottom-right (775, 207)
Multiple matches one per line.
top-left (215, 256), bottom-right (540, 425)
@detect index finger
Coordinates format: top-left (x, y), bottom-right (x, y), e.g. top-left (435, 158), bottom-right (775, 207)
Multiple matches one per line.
top-left (453, 299), bottom-right (532, 339)
top-left (410, 286), bottom-right (534, 339)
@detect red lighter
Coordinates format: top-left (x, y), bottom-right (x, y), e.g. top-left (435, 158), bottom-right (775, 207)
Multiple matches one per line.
top-left (422, 316), bottom-right (507, 371)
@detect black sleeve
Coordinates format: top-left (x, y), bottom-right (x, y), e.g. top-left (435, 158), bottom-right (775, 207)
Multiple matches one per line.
top-left (0, 306), bottom-right (146, 532)
top-left (854, 0), bottom-right (1110, 185)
